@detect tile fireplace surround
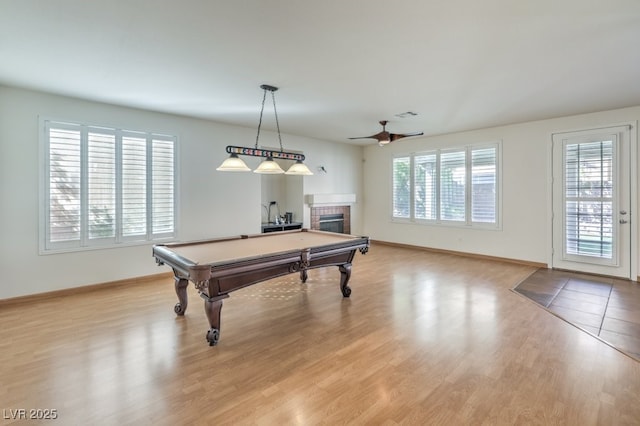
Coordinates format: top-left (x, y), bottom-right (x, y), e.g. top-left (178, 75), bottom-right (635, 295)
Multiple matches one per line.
top-left (310, 206), bottom-right (351, 234)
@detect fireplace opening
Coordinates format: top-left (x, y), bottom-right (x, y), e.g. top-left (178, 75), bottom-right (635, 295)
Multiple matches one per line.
top-left (319, 213), bottom-right (344, 233)
top-left (310, 205), bottom-right (350, 234)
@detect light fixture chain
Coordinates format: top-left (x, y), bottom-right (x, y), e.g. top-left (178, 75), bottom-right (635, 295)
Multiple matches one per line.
top-left (271, 90), bottom-right (284, 152)
top-left (254, 88), bottom-right (268, 149)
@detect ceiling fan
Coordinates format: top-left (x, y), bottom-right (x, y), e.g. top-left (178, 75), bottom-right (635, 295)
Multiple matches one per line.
top-left (349, 120), bottom-right (424, 146)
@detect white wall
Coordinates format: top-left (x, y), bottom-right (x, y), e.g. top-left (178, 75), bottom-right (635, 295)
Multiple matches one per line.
top-left (363, 106), bottom-right (640, 267)
top-left (0, 86), bottom-right (364, 299)
top-left (7, 84), bottom-right (635, 299)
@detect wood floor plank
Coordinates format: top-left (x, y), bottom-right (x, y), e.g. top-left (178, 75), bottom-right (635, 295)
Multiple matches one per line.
top-left (1, 243), bottom-right (639, 424)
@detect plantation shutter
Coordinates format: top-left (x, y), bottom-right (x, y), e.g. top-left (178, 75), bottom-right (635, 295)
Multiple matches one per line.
top-left (43, 120), bottom-right (176, 252)
top-left (391, 143), bottom-right (499, 227)
top-left (471, 147), bottom-right (497, 223)
top-left (564, 140), bottom-right (614, 258)
top-left (393, 157), bottom-right (411, 218)
top-left (414, 153), bottom-right (437, 220)
top-left (152, 138), bottom-right (175, 236)
top-left (121, 135), bottom-right (148, 238)
top-left (87, 131), bottom-right (116, 240)
top-left (48, 127), bottom-right (82, 245)
top-left (440, 150), bottom-right (466, 222)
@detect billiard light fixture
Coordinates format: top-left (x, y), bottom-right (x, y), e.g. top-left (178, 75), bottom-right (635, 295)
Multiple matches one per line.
top-left (217, 84), bottom-right (313, 175)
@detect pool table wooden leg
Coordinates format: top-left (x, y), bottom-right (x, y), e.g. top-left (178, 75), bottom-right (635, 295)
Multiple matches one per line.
top-left (204, 298), bottom-right (224, 346)
top-left (174, 276), bottom-right (189, 315)
top-left (300, 269), bottom-right (308, 283)
top-left (339, 263), bottom-right (352, 297)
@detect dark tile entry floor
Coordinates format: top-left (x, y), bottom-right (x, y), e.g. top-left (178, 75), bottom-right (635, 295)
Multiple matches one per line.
top-left (514, 269), bottom-right (640, 361)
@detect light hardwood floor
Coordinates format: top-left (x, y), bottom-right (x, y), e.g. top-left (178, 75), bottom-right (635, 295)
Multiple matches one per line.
top-left (2, 243), bottom-right (640, 425)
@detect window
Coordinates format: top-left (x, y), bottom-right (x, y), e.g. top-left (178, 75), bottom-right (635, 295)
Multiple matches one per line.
top-left (392, 157), bottom-right (410, 218)
top-left (392, 143), bottom-right (500, 227)
top-left (41, 120), bottom-right (177, 252)
top-left (564, 139), bottom-right (614, 258)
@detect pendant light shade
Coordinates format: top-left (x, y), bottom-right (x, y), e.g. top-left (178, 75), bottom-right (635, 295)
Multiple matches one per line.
top-left (216, 153), bottom-right (251, 172)
top-left (285, 160), bottom-right (314, 175)
top-left (217, 84), bottom-right (312, 175)
top-left (254, 157), bottom-right (285, 174)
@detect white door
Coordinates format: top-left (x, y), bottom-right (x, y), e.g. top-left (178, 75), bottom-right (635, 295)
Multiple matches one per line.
top-left (552, 125), bottom-right (633, 279)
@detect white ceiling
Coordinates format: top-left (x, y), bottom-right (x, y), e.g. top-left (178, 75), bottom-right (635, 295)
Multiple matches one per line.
top-left (1, 0), bottom-right (639, 145)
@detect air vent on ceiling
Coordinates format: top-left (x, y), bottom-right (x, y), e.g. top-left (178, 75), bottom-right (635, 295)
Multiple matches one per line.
top-left (395, 111), bottom-right (418, 118)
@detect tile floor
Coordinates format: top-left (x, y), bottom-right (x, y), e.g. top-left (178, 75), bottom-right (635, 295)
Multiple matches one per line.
top-left (514, 269), bottom-right (640, 360)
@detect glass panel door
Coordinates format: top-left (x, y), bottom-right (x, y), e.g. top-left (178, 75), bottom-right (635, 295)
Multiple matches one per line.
top-left (552, 126), bottom-right (632, 278)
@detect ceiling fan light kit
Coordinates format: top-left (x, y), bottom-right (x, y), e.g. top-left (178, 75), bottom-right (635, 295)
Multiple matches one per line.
top-left (217, 84), bottom-right (313, 175)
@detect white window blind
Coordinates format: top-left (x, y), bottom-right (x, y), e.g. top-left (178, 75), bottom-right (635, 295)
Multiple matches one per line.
top-left (152, 139), bottom-right (176, 236)
top-left (440, 150), bottom-right (466, 222)
top-left (87, 131), bottom-right (116, 240)
top-left (43, 120), bottom-right (177, 252)
top-left (564, 140), bottom-right (613, 258)
top-left (49, 127), bottom-right (81, 243)
top-left (392, 157), bottom-right (411, 218)
top-left (471, 147), bottom-right (497, 223)
top-left (122, 135), bottom-right (148, 238)
top-left (392, 143), bottom-right (499, 228)
top-left (414, 153), bottom-right (437, 220)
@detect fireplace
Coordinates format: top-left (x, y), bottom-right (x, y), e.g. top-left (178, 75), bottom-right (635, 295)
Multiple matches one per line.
top-left (319, 213), bottom-right (344, 233)
top-left (311, 206), bottom-right (350, 234)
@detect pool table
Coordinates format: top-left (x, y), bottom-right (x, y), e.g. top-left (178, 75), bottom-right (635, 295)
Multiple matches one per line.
top-left (152, 229), bottom-right (369, 346)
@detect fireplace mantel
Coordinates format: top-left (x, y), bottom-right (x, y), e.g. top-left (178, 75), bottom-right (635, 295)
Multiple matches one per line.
top-left (305, 193), bottom-right (356, 206)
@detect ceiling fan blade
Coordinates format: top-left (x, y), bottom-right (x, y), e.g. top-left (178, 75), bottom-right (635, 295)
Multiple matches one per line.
top-left (348, 130), bottom-right (387, 141)
top-left (389, 132), bottom-right (424, 142)
top-left (348, 135), bottom-right (379, 140)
